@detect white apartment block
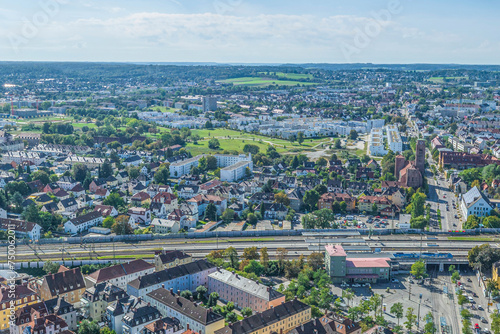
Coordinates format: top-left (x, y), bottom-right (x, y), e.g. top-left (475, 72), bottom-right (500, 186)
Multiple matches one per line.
top-left (169, 155), bottom-right (204, 178)
top-left (220, 160), bottom-right (253, 182)
top-left (386, 124), bottom-right (403, 153)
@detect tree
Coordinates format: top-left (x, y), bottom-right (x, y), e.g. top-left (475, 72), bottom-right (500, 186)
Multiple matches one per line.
top-left (101, 159), bottom-right (113, 178)
top-left (208, 138), bottom-right (220, 150)
top-left (103, 193), bottom-right (125, 208)
top-left (196, 285), bottom-right (208, 300)
top-left (404, 307), bottom-right (417, 333)
top-left (32, 170), bottom-right (50, 185)
top-left (297, 132), bottom-right (304, 145)
top-left (451, 270), bottom-right (461, 283)
top-left (43, 261), bottom-right (60, 274)
top-left (180, 290), bottom-right (193, 299)
top-left (154, 165), bottom-right (170, 185)
top-left (241, 307), bottom-right (252, 317)
top-left (78, 320), bottom-right (100, 334)
top-left (274, 192), bottom-right (290, 206)
top-left (111, 216), bottom-right (133, 235)
top-left (224, 247), bottom-right (239, 268)
top-left (391, 302), bottom-right (404, 325)
top-left (226, 312), bottom-right (238, 323)
top-left (260, 247), bottom-right (269, 270)
top-left (307, 252), bottom-right (324, 271)
top-left (334, 138), bottom-right (342, 149)
top-left (349, 129), bottom-right (358, 140)
top-left (243, 144), bottom-right (260, 155)
top-left (102, 216), bottom-right (115, 228)
top-left (207, 292), bottom-right (219, 307)
top-left (491, 310), bottom-right (500, 334)
top-left (244, 260), bottom-right (265, 276)
top-left (370, 294), bottom-right (382, 317)
top-left (303, 189), bottom-right (320, 211)
top-left (221, 208), bottom-right (235, 223)
top-left (424, 312), bottom-right (436, 334)
top-left (100, 327), bottom-right (116, 334)
top-left (204, 202), bottom-right (218, 221)
top-left (276, 248), bottom-right (288, 273)
top-left (246, 213), bottom-right (258, 225)
top-left (206, 156), bottom-right (218, 170)
top-left (242, 247), bottom-right (259, 260)
top-left (410, 260), bottom-right (427, 279)
top-left (72, 163), bottom-right (89, 183)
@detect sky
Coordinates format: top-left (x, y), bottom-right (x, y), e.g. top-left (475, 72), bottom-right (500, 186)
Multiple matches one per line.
top-left (1, 0), bottom-right (499, 64)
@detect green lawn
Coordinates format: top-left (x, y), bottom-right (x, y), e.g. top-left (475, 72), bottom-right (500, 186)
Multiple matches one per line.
top-left (151, 106), bottom-right (178, 113)
top-left (217, 76), bottom-right (317, 87)
top-left (447, 237), bottom-right (497, 242)
top-left (257, 72), bottom-right (314, 80)
top-left (428, 76), bottom-right (468, 83)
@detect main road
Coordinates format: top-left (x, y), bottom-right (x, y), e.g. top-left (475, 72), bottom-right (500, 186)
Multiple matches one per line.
top-left (426, 149), bottom-right (461, 231)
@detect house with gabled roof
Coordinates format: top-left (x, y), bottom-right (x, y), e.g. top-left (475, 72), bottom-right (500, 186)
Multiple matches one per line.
top-left (85, 259), bottom-right (155, 289)
top-left (39, 267), bottom-right (86, 304)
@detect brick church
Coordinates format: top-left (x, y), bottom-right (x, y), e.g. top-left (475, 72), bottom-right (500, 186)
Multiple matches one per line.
top-left (394, 139), bottom-right (425, 189)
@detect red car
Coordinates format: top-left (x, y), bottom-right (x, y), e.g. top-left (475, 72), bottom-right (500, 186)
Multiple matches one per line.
top-left (475, 324), bottom-right (480, 329)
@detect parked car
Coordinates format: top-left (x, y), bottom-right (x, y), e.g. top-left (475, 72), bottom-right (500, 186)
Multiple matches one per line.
top-left (481, 317), bottom-right (488, 324)
top-left (391, 278), bottom-right (399, 283)
top-left (478, 305), bottom-right (484, 310)
top-left (467, 278), bottom-right (472, 282)
top-left (352, 284), bottom-right (361, 287)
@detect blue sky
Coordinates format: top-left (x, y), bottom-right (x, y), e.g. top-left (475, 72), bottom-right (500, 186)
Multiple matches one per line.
top-left (1, 0), bottom-right (499, 64)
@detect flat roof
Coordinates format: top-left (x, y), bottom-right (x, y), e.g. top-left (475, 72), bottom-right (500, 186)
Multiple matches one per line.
top-left (325, 244), bottom-right (346, 257)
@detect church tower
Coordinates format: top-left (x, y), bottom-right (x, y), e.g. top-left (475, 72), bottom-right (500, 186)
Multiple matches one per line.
top-left (415, 139), bottom-right (426, 175)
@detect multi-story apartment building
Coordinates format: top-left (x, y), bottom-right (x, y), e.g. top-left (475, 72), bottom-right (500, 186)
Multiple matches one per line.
top-left (0, 284), bottom-right (39, 331)
top-left (127, 259), bottom-right (216, 298)
top-left (85, 259), bottom-right (155, 289)
top-left (214, 299), bottom-right (311, 334)
top-left (154, 250), bottom-right (193, 271)
top-left (146, 288), bottom-right (225, 334)
top-left (208, 269), bottom-right (285, 313)
top-left (39, 268), bottom-right (86, 304)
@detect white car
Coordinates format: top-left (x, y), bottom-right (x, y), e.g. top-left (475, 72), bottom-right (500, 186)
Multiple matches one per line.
top-left (391, 278), bottom-right (399, 283)
top-left (352, 284), bottom-right (361, 287)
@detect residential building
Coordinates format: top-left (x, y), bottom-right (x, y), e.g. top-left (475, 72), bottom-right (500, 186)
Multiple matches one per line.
top-left (106, 296), bottom-right (161, 334)
top-left (289, 313), bottom-right (361, 334)
top-left (214, 299), bottom-right (311, 334)
top-left (154, 250), bottom-right (193, 271)
top-left (0, 284), bottom-right (39, 331)
top-left (64, 211), bottom-right (103, 234)
top-left (81, 283), bottom-right (128, 321)
top-left (220, 160), bottom-right (253, 182)
top-left (460, 186), bottom-right (494, 219)
top-left (0, 218), bottom-right (42, 241)
top-left (127, 260), bottom-right (216, 298)
top-left (146, 289), bottom-right (225, 334)
top-left (11, 297), bottom-right (77, 333)
top-left (85, 259), bottom-right (155, 289)
top-left (207, 269), bottom-right (285, 313)
top-left (38, 267), bottom-right (86, 304)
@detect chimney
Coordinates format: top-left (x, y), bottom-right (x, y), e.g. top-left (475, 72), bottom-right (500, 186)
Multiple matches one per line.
top-left (235, 273), bottom-right (239, 278)
top-left (170, 288), bottom-right (174, 295)
top-left (177, 290), bottom-right (180, 296)
top-left (294, 296), bottom-right (297, 301)
top-left (147, 302), bottom-right (150, 306)
top-left (161, 284), bottom-right (165, 289)
top-left (313, 319), bottom-right (316, 326)
top-left (176, 296), bottom-right (179, 303)
top-left (267, 287), bottom-right (271, 292)
top-left (190, 296), bottom-right (194, 302)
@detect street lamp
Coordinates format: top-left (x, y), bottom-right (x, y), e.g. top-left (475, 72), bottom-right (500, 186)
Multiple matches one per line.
top-left (417, 293), bottom-right (422, 329)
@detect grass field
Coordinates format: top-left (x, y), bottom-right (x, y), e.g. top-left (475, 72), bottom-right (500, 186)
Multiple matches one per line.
top-left (217, 76), bottom-right (316, 87)
top-left (257, 72), bottom-right (314, 80)
top-left (447, 237), bottom-right (497, 242)
top-left (428, 76), bottom-right (468, 83)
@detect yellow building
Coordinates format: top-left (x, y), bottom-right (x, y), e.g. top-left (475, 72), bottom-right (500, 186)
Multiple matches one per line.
top-left (154, 250), bottom-right (193, 271)
top-left (214, 299), bottom-right (311, 334)
top-left (0, 283), bottom-right (39, 330)
top-left (493, 261), bottom-right (500, 288)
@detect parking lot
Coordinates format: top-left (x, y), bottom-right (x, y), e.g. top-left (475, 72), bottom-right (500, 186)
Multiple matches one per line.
top-left (330, 270), bottom-right (493, 333)
top-left (332, 214), bottom-right (399, 230)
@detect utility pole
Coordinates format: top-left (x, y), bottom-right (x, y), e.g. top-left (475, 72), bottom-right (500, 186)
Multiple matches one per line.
top-left (417, 293), bottom-right (422, 329)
